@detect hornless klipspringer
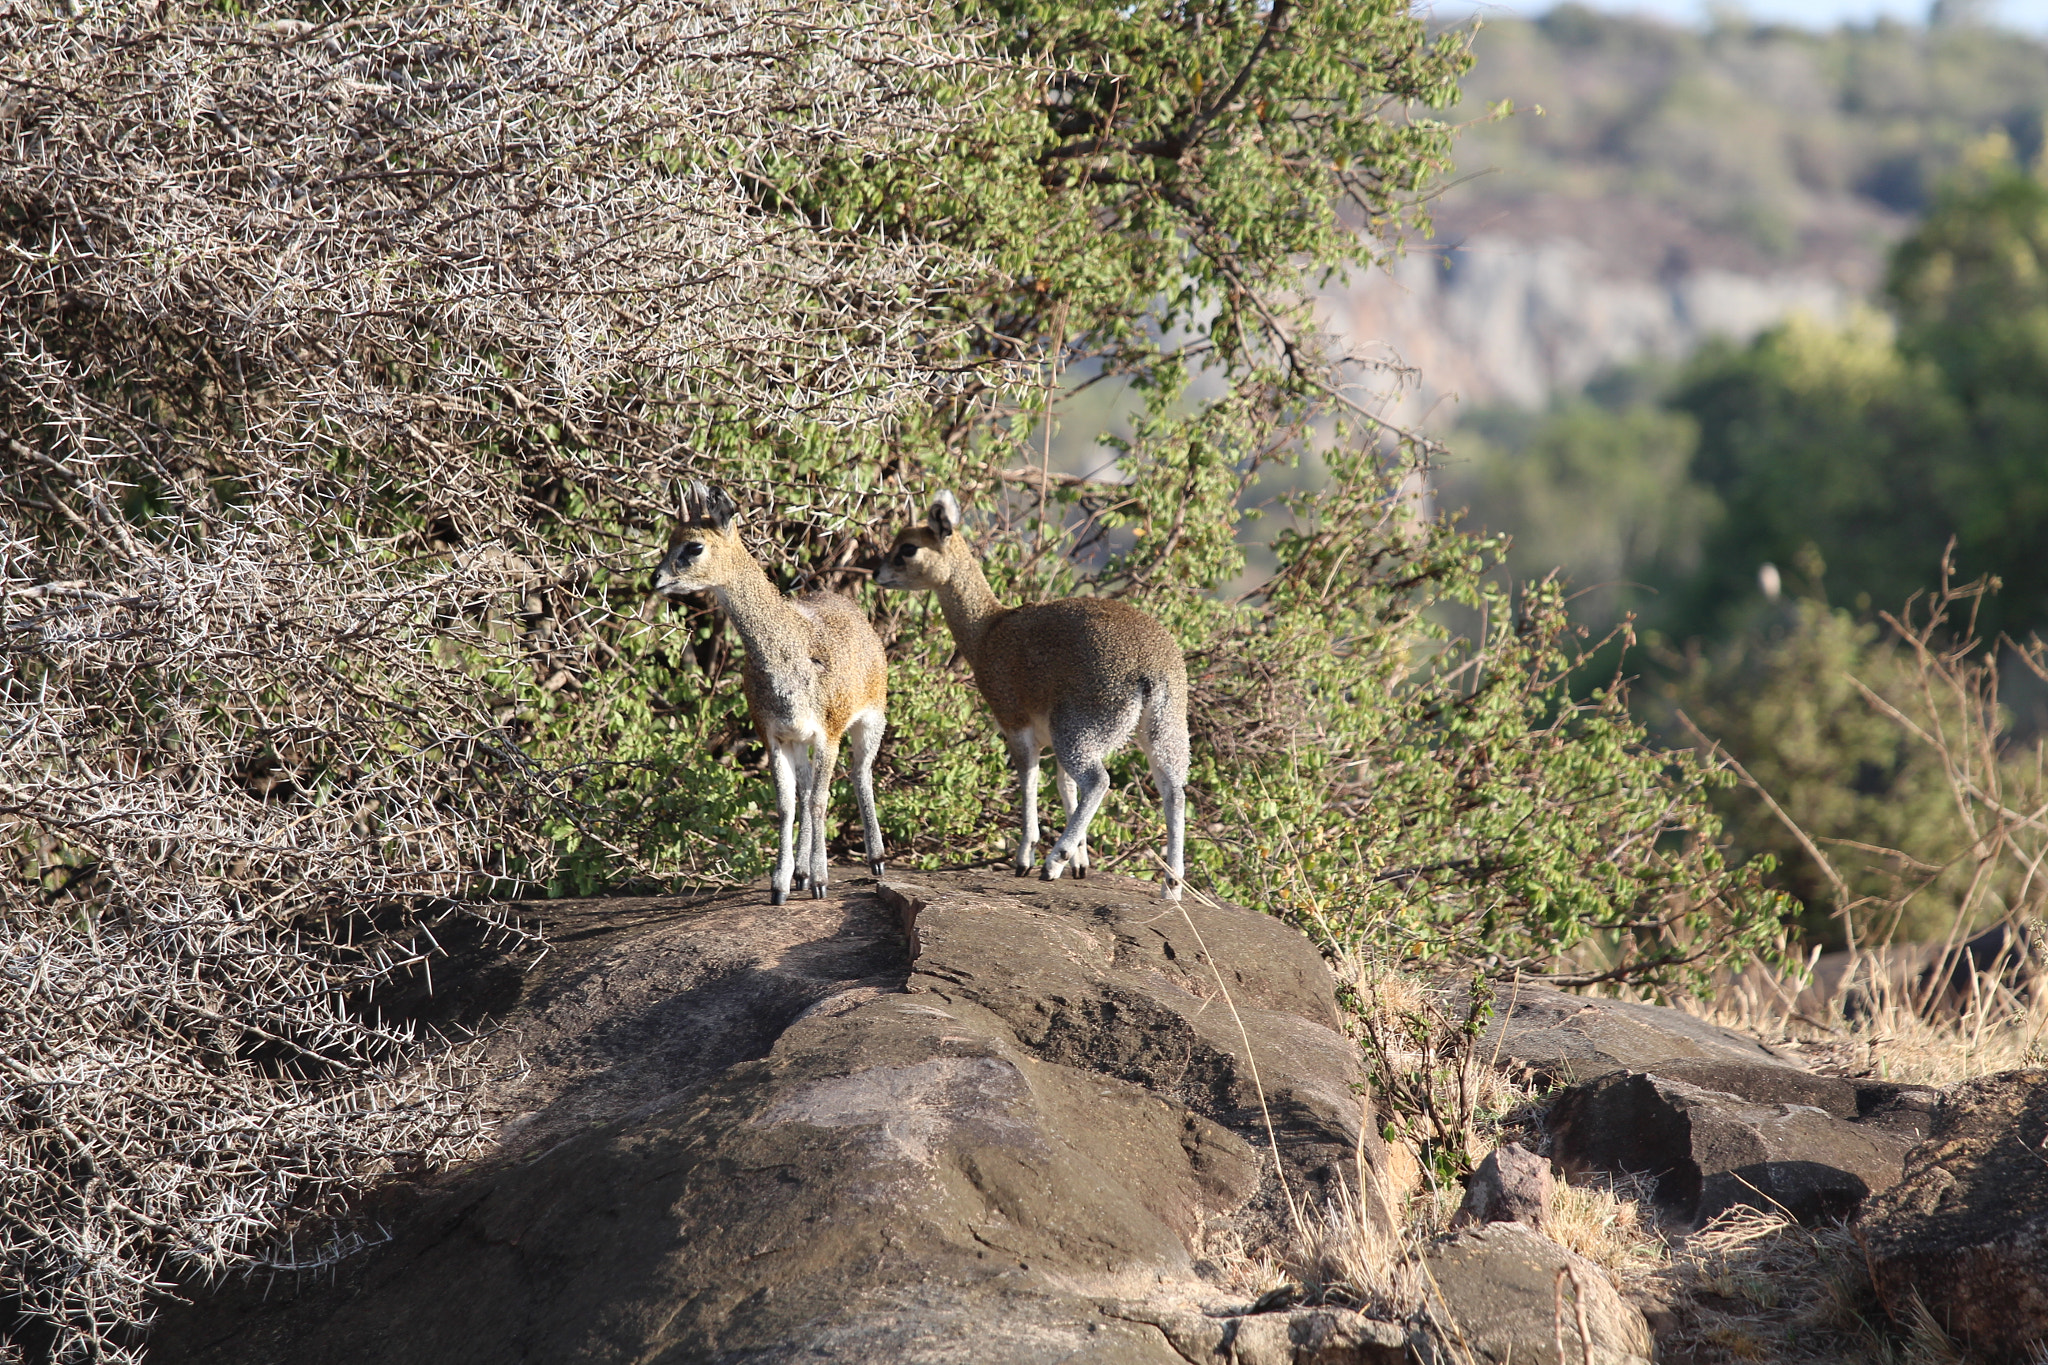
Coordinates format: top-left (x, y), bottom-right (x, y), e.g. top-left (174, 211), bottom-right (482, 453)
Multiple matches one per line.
top-left (654, 482), bottom-right (887, 904)
top-left (876, 492), bottom-right (1188, 899)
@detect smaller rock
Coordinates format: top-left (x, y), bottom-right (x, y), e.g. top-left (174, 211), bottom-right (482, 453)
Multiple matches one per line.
top-left (1859, 1068), bottom-right (2048, 1361)
top-left (1444, 977), bottom-right (1803, 1084)
top-left (1614, 1057), bottom-right (1938, 1144)
top-left (1227, 1308), bottom-right (1411, 1365)
top-left (1419, 1222), bottom-right (1652, 1365)
top-left (1114, 1303), bottom-right (1409, 1365)
top-left (1546, 1069), bottom-right (1916, 1226)
top-left (1453, 1142), bottom-right (1552, 1231)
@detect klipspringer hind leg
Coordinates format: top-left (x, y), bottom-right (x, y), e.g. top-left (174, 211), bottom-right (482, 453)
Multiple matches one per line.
top-left (1043, 700), bottom-right (1140, 882)
top-left (769, 741), bottom-right (802, 906)
top-left (790, 748), bottom-right (816, 892)
top-left (1136, 677), bottom-right (1191, 900)
top-left (1008, 728), bottom-right (1044, 875)
top-left (803, 737), bottom-right (839, 898)
top-left (844, 707), bottom-right (887, 875)
top-left (1054, 764), bottom-right (1088, 877)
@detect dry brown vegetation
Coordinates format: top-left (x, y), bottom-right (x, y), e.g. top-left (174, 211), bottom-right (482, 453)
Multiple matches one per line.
top-left (1290, 940), bottom-right (2048, 1364)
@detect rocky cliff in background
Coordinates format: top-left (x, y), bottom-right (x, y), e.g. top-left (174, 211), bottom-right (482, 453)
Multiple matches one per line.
top-left (1333, 198), bottom-right (1869, 425)
top-left (1324, 6), bottom-right (2048, 425)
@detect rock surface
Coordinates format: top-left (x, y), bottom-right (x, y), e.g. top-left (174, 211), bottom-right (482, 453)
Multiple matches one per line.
top-left (149, 871), bottom-right (1391, 1365)
top-left (1454, 977), bottom-right (1804, 1084)
top-left (1453, 1143), bottom-right (1551, 1232)
top-left (1859, 1069), bottom-right (2048, 1362)
top-left (1112, 1303), bottom-right (1411, 1365)
top-left (1546, 1066), bottom-right (1926, 1226)
top-left (1419, 1223), bottom-right (1653, 1365)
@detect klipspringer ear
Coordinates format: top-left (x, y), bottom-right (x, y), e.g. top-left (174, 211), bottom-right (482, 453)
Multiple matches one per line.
top-left (685, 480), bottom-right (738, 531)
top-left (929, 491), bottom-right (962, 539)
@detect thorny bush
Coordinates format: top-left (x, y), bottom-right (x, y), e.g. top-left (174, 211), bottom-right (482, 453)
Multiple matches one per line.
top-left (2, 0), bottom-right (994, 1356)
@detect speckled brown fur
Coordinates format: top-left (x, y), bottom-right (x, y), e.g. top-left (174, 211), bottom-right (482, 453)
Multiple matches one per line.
top-left (655, 484), bottom-right (887, 904)
top-left (877, 492), bottom-right (1189, 898)
top-left (736, 591), bottom-right (887, 748)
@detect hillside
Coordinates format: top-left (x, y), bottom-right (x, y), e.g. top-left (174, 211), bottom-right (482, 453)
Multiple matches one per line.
top-left (1336, 6), bottom-right (2048, 419)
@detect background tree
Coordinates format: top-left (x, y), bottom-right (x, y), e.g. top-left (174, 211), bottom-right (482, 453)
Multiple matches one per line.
top-left (1441, 393), bottom-right (1716, 631)
top-left (1887, 163), bottom-right (2048, 637)
top-left (1665, 311), bottom-right (1964, 642)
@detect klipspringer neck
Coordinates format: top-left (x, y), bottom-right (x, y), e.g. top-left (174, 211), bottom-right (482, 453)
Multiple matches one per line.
top-left (712, 555), bottom-right (813, 676)
top-left (931, 554), bottom-right (1006, 662)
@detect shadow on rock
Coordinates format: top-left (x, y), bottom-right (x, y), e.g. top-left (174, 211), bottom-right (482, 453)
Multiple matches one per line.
top-left (149, 870), bottom-right (1397, 1365)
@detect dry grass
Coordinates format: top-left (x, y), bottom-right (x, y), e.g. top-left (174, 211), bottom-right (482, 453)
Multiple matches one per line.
top-left (1196, 1222), bottom-right (1293, 1301)
top-left (1285, 1157), bottom-right (1428, 1318)
top-left (1315, 952), bottom-right (2037, 1363)
top-left (1653, 1205), bottom-right (1984, 1365)
top-left (1678, 950), bottom-right (2048, 1089)
top-left (1296, 955), bottom-right (1673, 1327)
top-left (1333, 953), bottom-right (1537, 1161)
top-left (1548, 1173), bottom-right (1667, 1279)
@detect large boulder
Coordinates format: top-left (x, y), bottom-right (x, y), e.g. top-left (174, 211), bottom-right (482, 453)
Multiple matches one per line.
top-left (1546, 1063), bottom-right (1932, 1226)
top-left (1859, 1069), bottom-right (2048, 1362)
top-left (147, 871), bottom-right (1394, 1365)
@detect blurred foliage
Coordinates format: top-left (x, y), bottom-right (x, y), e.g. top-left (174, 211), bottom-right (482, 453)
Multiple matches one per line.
top-left (1440, 158), bottom-right (2048, 645)
top-left (1441, 396), bottom-right (1716, 629)
top-left (1664, 600), bottom-right (1977, 948)
top-left (1666, 310), bottom-right (1965, 641)
top-left (1437, 145), bottom-right (2048, 945)
top-left (1446, 3), bottom-right (2048, 263)
top-left (1664, 579), bottom-right (2048, 953)
top-left (1888, 163), bottom-right (2048, 635)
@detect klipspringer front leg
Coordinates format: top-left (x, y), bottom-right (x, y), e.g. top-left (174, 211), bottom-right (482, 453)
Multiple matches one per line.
top-left (805, 739), bottom-right (838, 898)
top-left (769, 742), bottom-right (800, 906)
top-left (1009, 730), bottom-right (1042, 875)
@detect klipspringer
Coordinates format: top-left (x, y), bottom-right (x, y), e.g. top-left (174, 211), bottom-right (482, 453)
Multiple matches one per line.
top-left (654, 482), bottom-right (887, 904)
top-left (876, 492), bottom-right (1188, 899)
